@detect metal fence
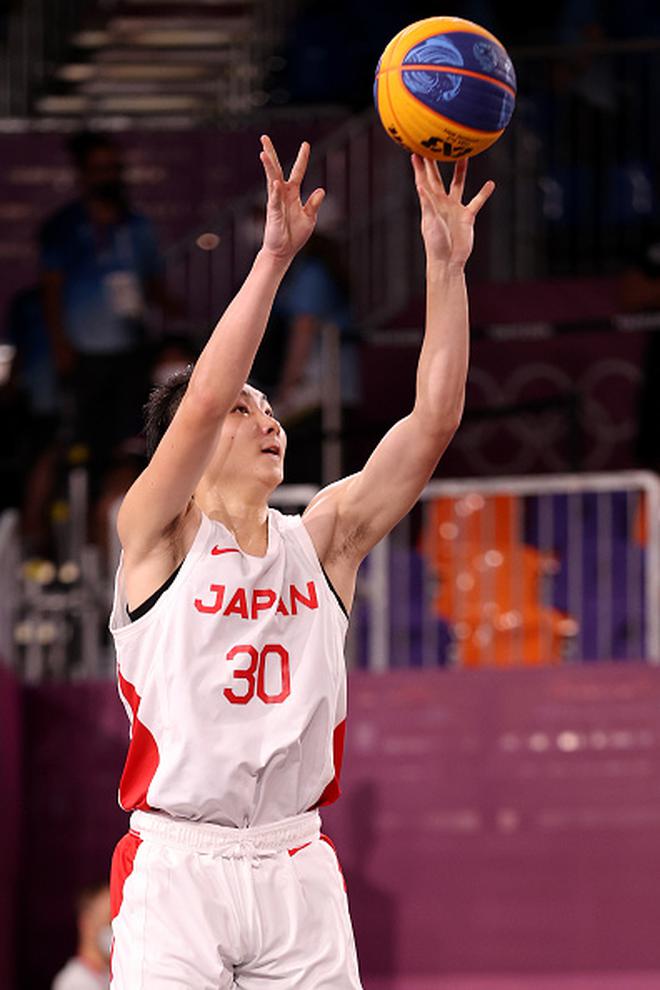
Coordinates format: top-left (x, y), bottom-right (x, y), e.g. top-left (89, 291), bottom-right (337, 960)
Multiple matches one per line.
top-left (0, 0), bottom-right (300, 121)
top-left (368, 471), bottom-right (660, 671)
top-left (0, 0), bottom-right (89, 117)
top-left (3, 470), bottom-right (659, 680)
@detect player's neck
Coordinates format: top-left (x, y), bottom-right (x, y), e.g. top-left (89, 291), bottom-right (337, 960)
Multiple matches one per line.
top-left (194, 485), bottom-right (270, 555)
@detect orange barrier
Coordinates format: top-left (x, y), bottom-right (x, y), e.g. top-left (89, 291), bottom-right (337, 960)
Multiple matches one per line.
top-left (423, 495), bottom-right (577, 667)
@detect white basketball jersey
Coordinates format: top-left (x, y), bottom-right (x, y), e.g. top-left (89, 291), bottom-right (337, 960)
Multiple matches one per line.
top-left (109, 509), bottom-right (348, 827)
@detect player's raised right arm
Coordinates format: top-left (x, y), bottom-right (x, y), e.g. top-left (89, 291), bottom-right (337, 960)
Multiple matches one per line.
top-left (117, 136), bottom-right (325, 557)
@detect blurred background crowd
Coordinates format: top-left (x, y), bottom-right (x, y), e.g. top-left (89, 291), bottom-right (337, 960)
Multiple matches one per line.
top-left (4, 2), bottom-right (660, 989)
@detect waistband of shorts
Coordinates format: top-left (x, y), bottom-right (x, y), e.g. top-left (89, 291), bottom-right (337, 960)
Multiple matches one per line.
top-left (129, 808), bottom-right (321, 857)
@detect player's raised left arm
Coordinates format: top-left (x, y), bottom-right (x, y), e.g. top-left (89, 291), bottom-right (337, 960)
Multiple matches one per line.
top-left (306, 155), bottom-right (494, 565)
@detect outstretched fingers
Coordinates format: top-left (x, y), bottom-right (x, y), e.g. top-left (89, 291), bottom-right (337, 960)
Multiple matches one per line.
top-left (260, 150), bottom-right (280, 190)
top-left (260, 134), bottom-right (284, 180)
top-left (288, 141), bottom-right (310, 187)
top-left (450, 158), bottom-right (468, 201)
top-left (303, 186), bottom-right (325, 220)
top-left (423, 156), bottom-right (446, 196)
top-left (466, 179), bottom-right (496, 215)
top-left (411, 154), bottom-right (433, 205)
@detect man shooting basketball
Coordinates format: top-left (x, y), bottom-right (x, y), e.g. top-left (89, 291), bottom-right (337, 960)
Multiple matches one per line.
top-left (109, 135), bottom-right (493, 988)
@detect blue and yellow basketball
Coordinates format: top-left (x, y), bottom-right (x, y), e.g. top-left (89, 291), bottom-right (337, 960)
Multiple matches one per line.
top-left (373, 16), bottom-right (516, 161)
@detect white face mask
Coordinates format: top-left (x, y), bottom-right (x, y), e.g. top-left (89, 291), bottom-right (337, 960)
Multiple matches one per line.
top-left (96, 924), bottom-right (113, 959)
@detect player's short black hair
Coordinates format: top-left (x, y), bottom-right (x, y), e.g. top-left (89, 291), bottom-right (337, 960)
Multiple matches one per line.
top-left (67, 130), bottom-right (119, 170)
top-left (144, 365), bottom-right (193, 459)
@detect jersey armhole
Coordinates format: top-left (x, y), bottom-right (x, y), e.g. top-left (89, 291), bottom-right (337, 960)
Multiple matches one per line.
top-left (110, 510), bottom-right (212, 639)
top-left (319, 562), bottom-right (349, 620)
top-left (126, 560), bottom-right (184, 621)
top-left (284, 511), bottom-right (350, 621)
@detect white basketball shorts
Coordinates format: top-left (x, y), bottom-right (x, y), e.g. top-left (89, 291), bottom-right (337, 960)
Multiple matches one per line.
top-left (110, 809), bottom-right (363, 989)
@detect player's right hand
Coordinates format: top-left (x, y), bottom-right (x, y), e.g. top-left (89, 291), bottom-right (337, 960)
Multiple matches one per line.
top-left (411, 154), bottom-right (495, 269)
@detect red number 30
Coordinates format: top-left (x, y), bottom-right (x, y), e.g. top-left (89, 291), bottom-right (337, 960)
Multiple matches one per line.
top-left (224, 644), bottom-right (291, 705)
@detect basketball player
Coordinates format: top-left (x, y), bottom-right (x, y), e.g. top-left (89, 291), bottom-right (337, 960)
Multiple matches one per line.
top-left (109, 135), bottom-right (494, 988)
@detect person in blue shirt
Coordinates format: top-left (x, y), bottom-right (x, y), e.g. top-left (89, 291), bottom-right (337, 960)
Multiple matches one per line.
top-left (40, 131), bottom-right (178, 494)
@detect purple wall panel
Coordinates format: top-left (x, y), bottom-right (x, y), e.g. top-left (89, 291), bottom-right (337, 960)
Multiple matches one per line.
top-left (18, 681), bottom-right (127, 990)
top-left (17, 665), bottom-right (660, 987)
top-left (323, 665), bottom-right (660, 980)
top-left (0, 663), bottom-right (21, 990)
top-left (363, 328), bottom-right (647, 475)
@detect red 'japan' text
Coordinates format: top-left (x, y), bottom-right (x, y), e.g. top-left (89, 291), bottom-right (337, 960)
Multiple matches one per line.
top-left (194, 581), bottom-right (318, 619)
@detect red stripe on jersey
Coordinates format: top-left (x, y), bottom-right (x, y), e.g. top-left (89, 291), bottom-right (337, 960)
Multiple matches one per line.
top-left (311, 718), bottom-right (346, 809)
top-left (117, 670), bottom-right (159, 811)
top-left (211, 546), bottom-right (240, 556)
top-left (109, 830), bottom-right (142, 980)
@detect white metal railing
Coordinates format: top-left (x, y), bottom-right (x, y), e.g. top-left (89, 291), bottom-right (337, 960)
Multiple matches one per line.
top-left (371, 471), bottom-right (660, 672)
top-left (7, 467), bottom-right (109, 681)
top-left (0, 0), bottom-right (299, 122)
top-left (0, 0), bottom-right (88, 117)
top-left (6, 471), bottom-right (660, 679)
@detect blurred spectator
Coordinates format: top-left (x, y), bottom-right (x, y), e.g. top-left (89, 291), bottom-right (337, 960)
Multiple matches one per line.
top-left (51, 883), bottom-right (111, 990)
top-left (6, 284), bottom-right (62, 554)
top-left (39, 131), bottom-right (180, 496)
top-left (92, 441), bottom-right (146, 573)
top-left (8, 285), bottom-right (59, 431)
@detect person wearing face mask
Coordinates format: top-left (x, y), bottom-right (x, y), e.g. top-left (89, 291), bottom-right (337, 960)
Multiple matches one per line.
top-left (39, 131), bottom-right (180, 497)
top-left (52, 883), bottom-right (112, 990)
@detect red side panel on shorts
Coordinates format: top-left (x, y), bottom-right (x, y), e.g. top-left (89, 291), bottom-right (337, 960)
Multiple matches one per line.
top-left (117, 670), bottom-right (159, 811)
top-left (109, 831), bottom-right (142, 981)
top-left (311, 718), bottom-right (346, 809)
top-left (110, 830), bottom-right (142, 920)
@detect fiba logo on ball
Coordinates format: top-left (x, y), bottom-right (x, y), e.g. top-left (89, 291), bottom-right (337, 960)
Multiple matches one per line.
top-left (374, 16), bottom-right (517, 161)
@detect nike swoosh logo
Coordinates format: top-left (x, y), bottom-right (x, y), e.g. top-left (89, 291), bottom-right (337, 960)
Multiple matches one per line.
top-left (211, 546), bottom-right (241, 556)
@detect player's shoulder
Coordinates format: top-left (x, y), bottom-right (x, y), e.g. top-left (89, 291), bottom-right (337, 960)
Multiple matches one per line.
top-left (300, 475), bottom-right (357, 563)
top-left (302, 475), bottom-right (354, 520)
top-left (269, 505), bottom-right (308, 543)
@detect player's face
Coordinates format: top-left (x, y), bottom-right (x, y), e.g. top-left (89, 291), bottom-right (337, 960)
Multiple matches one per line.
top-left (211, 385), bottom-right (286, 489)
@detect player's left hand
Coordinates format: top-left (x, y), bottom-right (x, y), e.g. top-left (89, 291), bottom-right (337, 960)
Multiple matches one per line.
top-left (411, 154), bottom-right (495, 268)
top-left (259, 135), bottom-right (325, 262)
